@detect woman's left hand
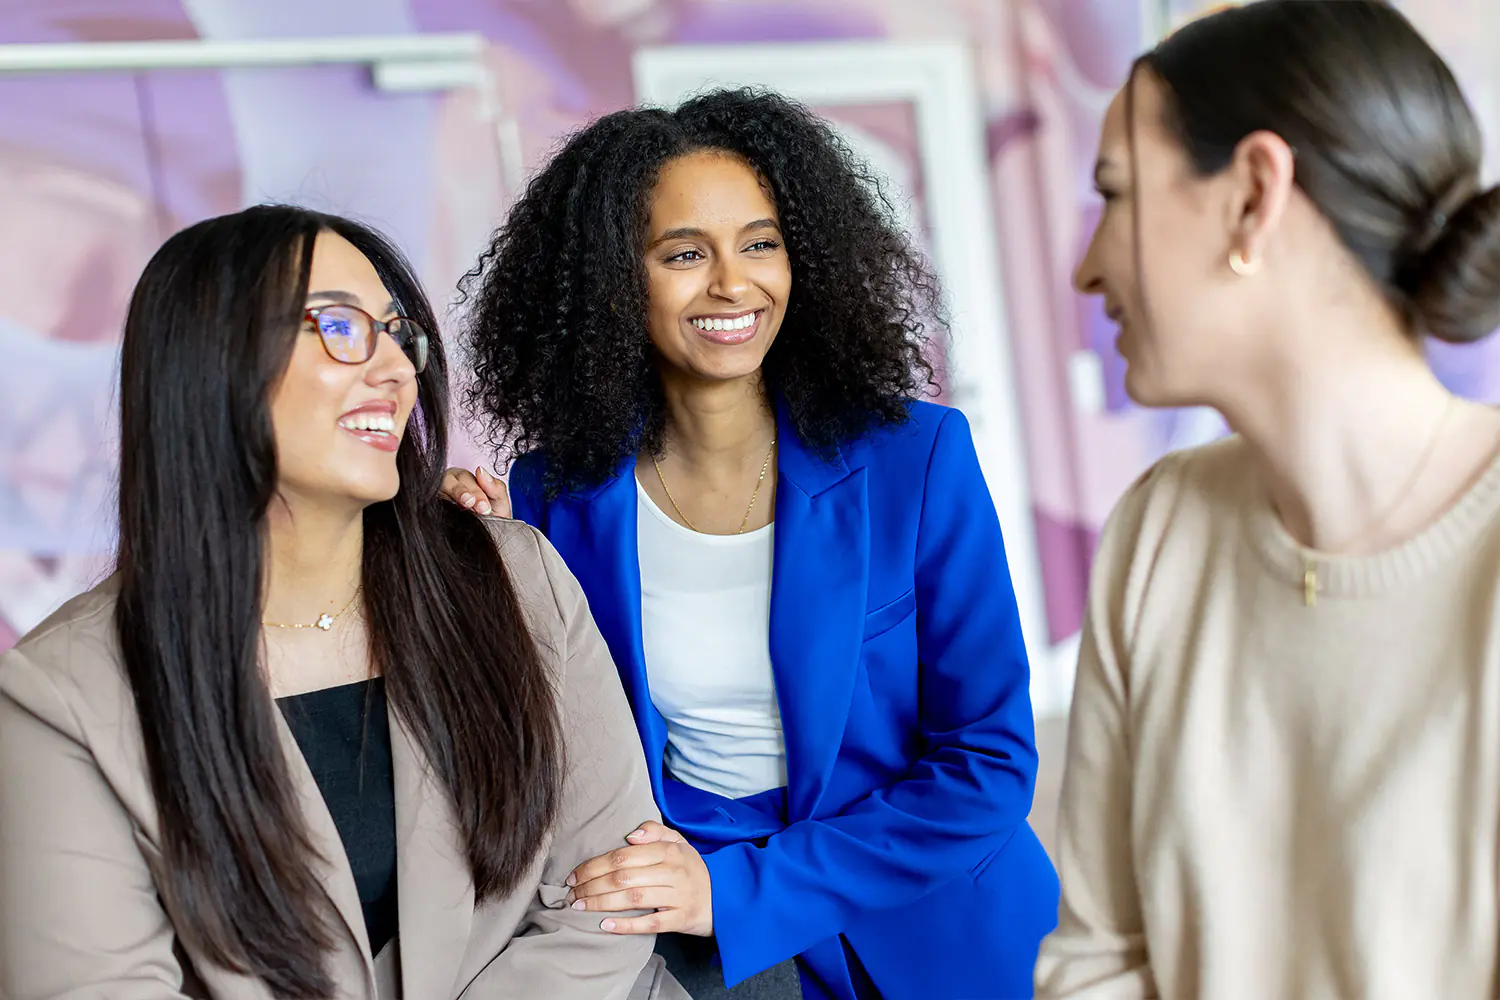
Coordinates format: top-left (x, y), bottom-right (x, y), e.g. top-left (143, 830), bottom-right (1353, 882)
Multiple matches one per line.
top-left (565, 821), bottom-right (714, 936)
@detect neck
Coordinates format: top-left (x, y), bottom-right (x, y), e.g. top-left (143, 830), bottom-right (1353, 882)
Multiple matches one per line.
top-left (1223, 328), bottom-right (1456, 552)
top-left (659, 370), bottom-right (776, 468)
top-left (261, 494), bottom-right (364, 626)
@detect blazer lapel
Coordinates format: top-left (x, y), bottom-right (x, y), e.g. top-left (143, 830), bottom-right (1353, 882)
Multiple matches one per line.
top-left (549, 463), bottom-right (672, 809)
top-left (769, 407), bottom-right (869, 820)
top-left (392, 708), bottom-right (474, 1000)
top-left (272, 711), bottom-right (376, 996)
top-left (550, 422), bottom-right (869, 827)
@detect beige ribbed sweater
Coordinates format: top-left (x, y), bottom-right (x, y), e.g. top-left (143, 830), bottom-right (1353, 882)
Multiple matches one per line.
top-left (1035, 435), bottom-right (1500, 999)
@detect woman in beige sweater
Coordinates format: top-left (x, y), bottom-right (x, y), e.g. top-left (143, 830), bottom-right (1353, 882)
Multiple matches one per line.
top-left (1036, 2), bottom-right (1500, 998)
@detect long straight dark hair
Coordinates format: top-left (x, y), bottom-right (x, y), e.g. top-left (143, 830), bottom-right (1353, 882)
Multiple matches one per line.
top-left (114, 205), bottom-right (562, 996)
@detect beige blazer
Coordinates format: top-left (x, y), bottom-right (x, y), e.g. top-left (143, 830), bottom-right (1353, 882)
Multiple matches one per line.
top-left (0, 518), bottom-right (689, 1000)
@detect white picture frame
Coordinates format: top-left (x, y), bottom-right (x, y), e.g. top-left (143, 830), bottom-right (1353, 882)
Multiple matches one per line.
top-left (0, 34), bottom-right (486, 92)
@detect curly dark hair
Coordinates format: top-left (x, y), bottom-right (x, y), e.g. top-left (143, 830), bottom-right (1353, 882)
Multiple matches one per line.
top-left (461, 86), bottom-right (945, 497)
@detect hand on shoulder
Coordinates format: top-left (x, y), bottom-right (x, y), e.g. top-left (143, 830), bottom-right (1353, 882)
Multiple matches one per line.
top-left (441, 465), bottom-right (512, 518)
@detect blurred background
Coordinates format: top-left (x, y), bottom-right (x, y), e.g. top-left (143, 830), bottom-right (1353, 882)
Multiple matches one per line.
top-left (2, 0), bottom-right (1497, 846)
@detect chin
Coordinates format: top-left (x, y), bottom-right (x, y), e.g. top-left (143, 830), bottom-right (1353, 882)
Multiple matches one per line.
top-left (1122, 366), bottom-right (1166, 408)
top-left (702, 362), bottom-right (767, 384)
top-left (1123, 367), bottom-right (1203, 411)
top-left (342, 472), bottom-right (402, 507)
top-left (671, 349), bottom-right (766, 385)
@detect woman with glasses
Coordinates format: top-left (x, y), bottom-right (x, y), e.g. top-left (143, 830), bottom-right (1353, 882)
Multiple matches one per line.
top-left (0, 205), bottom-right (685, 999)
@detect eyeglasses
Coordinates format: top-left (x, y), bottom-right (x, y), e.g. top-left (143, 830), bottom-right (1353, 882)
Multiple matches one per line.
top-left (303, 304), bottom-right (429, 374)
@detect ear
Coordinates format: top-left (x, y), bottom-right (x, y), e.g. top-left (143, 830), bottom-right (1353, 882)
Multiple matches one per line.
top-left (1226, 130), bottom-right (1296, 266)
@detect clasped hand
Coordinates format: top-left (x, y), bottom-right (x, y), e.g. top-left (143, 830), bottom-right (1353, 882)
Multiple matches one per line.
top-left (565, 821), bottom-right (714, 936)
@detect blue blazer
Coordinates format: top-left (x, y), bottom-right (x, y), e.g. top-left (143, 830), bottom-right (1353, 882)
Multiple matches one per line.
top-left (511, 400), bottom-right (1058, 1000)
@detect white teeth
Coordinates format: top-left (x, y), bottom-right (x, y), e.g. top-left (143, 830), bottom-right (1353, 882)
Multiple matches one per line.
top-left (692, 312), bottom-right (757, 332)
top-left (340, 413), bottom-right (396, 434)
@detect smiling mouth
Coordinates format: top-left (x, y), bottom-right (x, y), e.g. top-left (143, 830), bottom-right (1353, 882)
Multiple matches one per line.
top-left (337, 412), bottom-right (401, 451)
top-left (688, 309), bottom-right (762, 345)
top-left (339, 413), bottom-right (396, 433)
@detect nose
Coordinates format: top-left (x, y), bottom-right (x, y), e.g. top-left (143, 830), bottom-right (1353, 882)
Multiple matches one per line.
top-left (365, 326), bottom-right (418, 388)
top-left (708, 252), bottom-right (750, 302)
top-left (1073, 235), bottom-right (1105, 296)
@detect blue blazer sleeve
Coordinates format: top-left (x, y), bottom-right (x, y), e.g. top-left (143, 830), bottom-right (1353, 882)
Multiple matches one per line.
top-left (507, 452), bottom-right (547, 532)
top-left (704, 409), bottom-right (1041, 980)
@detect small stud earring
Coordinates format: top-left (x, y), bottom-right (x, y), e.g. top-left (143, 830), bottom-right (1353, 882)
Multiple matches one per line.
top-left (1228, 249), bottom-right (1261, 277)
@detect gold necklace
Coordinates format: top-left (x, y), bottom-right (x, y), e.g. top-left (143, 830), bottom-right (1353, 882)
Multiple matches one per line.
top-left (1299, 396), bottom-right (1456, 607)
top-left (652, 438), bottom-right (776, 534)
top-left (262, 586), bottom-right (362, 631)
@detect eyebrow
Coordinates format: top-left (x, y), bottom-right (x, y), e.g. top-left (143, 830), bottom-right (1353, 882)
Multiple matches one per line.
top-left (307, 290), bottom-right (399, 315)
top-left (646, 218), bottom-right (781, 250)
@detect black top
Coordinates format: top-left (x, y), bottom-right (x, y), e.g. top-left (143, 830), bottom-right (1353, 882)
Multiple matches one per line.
top-left (277, 678), bottom-right (398, 957)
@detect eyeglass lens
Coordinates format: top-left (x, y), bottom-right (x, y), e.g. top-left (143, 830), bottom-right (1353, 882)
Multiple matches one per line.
top-left (313, 305), bottom-right (428, 373)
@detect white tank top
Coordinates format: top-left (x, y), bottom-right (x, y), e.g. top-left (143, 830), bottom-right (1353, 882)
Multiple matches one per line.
top-left (636, 477), bottom-right (788, 800)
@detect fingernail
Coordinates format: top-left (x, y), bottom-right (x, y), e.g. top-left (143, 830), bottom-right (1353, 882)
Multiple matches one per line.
top-left (627, 829), bottom-right (646, 840)
top-left (572, 900), bottom-right (586, 911)
top-left (478, 501), bottom-right (492, 515)
top-left (461, 493), bottom-right (474, 507)
top-left (566, 872), bottom-right (576, 886)
top-left (601, 919), bottom-right (616, 931)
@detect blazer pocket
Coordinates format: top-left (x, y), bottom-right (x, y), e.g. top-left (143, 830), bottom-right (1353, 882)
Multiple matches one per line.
top-left (862, 587), bottom-right (916, 641)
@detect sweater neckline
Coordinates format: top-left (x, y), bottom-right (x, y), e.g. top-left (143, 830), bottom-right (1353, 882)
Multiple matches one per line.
top-left (1246, 443), bottom-right (1500, 601)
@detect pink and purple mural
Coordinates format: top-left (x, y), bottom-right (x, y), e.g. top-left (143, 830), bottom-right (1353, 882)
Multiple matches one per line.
top-left (2, 0), bottom-right (1495, 712)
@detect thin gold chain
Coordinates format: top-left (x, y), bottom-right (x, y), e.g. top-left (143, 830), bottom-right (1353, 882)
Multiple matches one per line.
top-left (262, 586), bottom-right (362, 631)
top-left (1300, 395), bottom-right (1457, 607)
top-left (652, 438), bottom-right (777, 534)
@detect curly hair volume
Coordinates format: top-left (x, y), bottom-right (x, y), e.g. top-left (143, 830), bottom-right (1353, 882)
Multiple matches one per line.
top-left (461, 86), bottom-right (945, 497)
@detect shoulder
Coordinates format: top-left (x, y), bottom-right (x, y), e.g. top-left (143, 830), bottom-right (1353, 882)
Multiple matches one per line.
top-left (480, 511), bottom-right (549, 561)
top-left (896, 397), bottom-right (954, 437)
top-left (509, 449), bottom-right (547, 494)
top-left (1104, 434), bottom-right (1252, 545)
top-left (477, 515), bottom-right (594, 656)
top-left (476, 516), bottom-right (624, 727)
top-left (0, 578), bottom-right (129, 741)
top-left (1092, 435), bottom-right (1253, 613)
top-left (479, 515), bottom-right (566, 619)
top-left (843, 399), bottom-right (969, 471)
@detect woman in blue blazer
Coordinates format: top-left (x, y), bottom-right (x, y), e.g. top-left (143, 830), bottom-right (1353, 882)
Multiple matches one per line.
top-left (446, 88), bottom-right (1058, 999)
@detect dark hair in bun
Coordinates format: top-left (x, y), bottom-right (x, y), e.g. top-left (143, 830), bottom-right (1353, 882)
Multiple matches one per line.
top-left (1405, 185), bottom-right (1500, 344)
top-left (1140, 0), bottom-right (1500, 345)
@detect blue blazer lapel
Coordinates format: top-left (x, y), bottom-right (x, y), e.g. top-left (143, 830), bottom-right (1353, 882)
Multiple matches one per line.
top-left (551, 414), bottom-right (869, 829)
top-left (770, 406), bottom-right (869, 820)
top-left (546, 462), bottom-right (671, 807)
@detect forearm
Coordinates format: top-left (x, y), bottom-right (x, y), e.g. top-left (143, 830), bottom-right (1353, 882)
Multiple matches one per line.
top-left (707, 746), bottom-right (1035, 982)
